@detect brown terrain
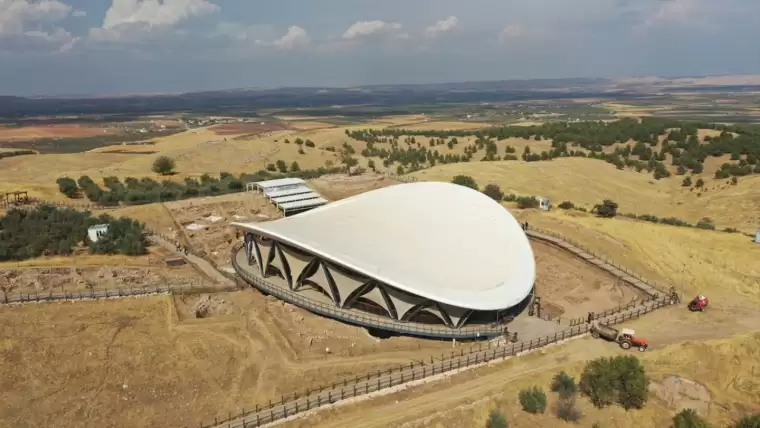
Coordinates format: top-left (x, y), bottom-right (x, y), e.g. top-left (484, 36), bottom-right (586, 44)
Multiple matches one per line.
top-left (0, 124), bottom-right (113, 140)
top-left (210, 123), bottom-right (290, 135)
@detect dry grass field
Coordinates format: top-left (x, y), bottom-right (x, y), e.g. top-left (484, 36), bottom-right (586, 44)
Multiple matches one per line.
top-left (411, 158), bottom-right (760, 231)
top-left (1, 112), bottom-right (758, 428)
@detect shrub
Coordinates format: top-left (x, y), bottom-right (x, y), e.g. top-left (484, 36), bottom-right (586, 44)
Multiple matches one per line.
top-left (518, 387), bottom-right (547, 414)
top-left (516, 196), bottom-right (539, 209)
top-left (734, 413), bottom-right (760, 428)
top-left (485, 409), bottom-right (508, 428)
top-left (151, 156), bottom-right (176, 175)
top-left (503, 193), bottom-right (517, 202)
top-left (593, 199), bottom-right (618, 218)
top-left (579, 355), bottom-right (648, 410)
top-left (731, 176), bottom-right (738, 185)
top-left (555, 396), bottom-right (582, 422)
top-left (551, 371), bottom-right (577, 399)
top-left (290, 161), bottom-right (301, 172)
top-left (56, 177), bottom-right (79, 198)
top-left (304, 139), bottom-right (315, 148)
top-left (696, 217), bottom-right (716, 230)
top-left (451, 175), bottom-right (478, 190)
top-left (482, 184), bottom-right (504, 201)
top-left (558, 201), bottom-right (575, 210)
top-left (672, 409), bottom-right (711, 428)
top-left (695, 178), bottom-right (705, 187)
top-left (266, 163), bottom-right (276, 172)
top-left (682, 176), bottom-right (692, 187)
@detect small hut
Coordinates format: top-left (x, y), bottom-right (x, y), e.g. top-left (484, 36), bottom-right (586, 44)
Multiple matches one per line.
top-left (755, 229), bottom-right (760, 244)
top-left (87, 224), bottom-right (109, 243)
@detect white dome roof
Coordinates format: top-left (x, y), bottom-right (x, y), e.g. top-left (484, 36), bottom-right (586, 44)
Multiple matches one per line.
top-left (233, 181), bottom-right (535, 310)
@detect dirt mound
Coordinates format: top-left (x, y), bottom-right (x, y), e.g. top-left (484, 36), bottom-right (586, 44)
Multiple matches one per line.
top-left (193, 294), bottom-right (233, 318)
top-left (650, 375), bottom-right (711, 415)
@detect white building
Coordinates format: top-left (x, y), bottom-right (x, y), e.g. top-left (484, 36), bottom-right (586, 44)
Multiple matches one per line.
top-left (87, 224), bottom-right (109, 243)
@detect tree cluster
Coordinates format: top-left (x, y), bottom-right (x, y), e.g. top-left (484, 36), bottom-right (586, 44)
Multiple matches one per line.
top-left (347, 119), bottom-right (760, 180)
top-left (0, 205), bottom-right (147, 261)
top-left (57, 166), bottom-right (343, 206)
top-left (0, 149), bottom-right (35, 159)
top-left (579, 355), bottom-right (649, 410)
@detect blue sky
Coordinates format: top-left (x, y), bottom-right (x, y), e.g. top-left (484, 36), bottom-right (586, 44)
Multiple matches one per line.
top-left (1, 0), bottom-right (758, 96)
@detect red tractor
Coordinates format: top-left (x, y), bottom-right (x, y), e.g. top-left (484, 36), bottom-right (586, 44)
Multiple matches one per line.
top-left (688, 295), bottom-right (709, 312)
top-left (590, 325), bottom-right (649, 352)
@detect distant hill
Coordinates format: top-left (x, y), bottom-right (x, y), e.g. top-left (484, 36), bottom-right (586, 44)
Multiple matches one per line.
top-left (1, 75), bottom-right (757, 118)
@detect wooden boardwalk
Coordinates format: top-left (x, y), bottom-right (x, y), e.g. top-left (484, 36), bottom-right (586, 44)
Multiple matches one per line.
top-left (526, 229), bottom-right (662, 298)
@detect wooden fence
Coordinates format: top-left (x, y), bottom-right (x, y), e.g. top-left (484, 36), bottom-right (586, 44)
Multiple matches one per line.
top-left (1, 281), bottom-right (237, 305)
top-left (199, 295), bottom-right (674, 428)
top-left (528, 226), bottom-right (668, 296)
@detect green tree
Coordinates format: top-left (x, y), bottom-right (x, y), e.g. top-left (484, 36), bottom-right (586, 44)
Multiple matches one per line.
top-left (673, 409), bottom-right (711, 428)
top-left (695, 178), bottom-right (705, 188)
top-left (367, 159), bottom-right (376, 171)
top-left (451, 175), bottom-right (478, 190)
top-left (731, 176), bottom-right (738, 185)
top-left (516, 196), bottom-right (539, 209)
top-left (482, 184), bottom-right (504, 201)
top-left (152, 156), bottom-right (176, 175)
top-left (682, 176), bottom-right (692, 187)
top-left (304, 139), bottom-right (315, 148)
top-left (551, 371), bottom-right (578, 399)
top-left (485, 410), bottom-right (508, 428)
top-left (290, 161), bottom-right (301, 172)
top-left (518, 387), bottom-right (547, 414)
top-left (276, 160), bottom-right (288, 173)
top-left (396, 165), bottom-right (404, 175)
top-left (56, 177), bottom-right (79, 198)
top-left (266, 163), bottom-right (276, 172)
top-left (579, 356), bottom-right (649, 410)
top-left (558, 201), bottom-right (575, 210)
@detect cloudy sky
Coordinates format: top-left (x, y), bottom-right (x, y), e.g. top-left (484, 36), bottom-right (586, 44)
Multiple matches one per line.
top-left (1, 0), bottom-right (758, 96)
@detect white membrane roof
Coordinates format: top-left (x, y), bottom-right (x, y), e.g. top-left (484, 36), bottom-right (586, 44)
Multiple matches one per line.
top-left (232, 181), bottom-right (535, 311)
top-left (254, 177), bottom-right (305, 189)
top-left (278, 198), bottom-right (328, 211)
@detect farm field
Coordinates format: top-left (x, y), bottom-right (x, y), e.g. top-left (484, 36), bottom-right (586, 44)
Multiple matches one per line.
top-left (0, 124), bottom-right (113, 140)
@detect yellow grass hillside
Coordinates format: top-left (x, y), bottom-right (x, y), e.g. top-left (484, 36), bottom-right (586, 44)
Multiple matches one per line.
top-left (514, 209), bottom-right (760, 307)
top-left (411, 158), bottom-right (760, 230)
top-left (284, 331), bottom-right (760, 428)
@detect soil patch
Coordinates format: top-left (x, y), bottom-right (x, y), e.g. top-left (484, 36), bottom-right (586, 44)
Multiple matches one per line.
top-left (650, 375), bottom-right (711, 415)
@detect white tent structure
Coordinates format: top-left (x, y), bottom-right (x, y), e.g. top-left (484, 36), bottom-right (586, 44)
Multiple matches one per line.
top-left (231, 181), bottom-right (535, 337)
top-left (247, 177), bottom-right (327, 215)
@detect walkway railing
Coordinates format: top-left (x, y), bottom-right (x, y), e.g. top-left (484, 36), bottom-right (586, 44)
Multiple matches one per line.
top-left (231, 247), bottom-right (506, 340)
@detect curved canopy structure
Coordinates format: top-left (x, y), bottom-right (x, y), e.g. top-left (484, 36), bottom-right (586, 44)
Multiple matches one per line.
top-left (232, 181), bottom-right (535, 314)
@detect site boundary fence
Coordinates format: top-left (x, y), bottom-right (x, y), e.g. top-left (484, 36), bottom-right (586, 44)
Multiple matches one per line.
top-left (199, 294), bottom-right (675, 428)
top-left (527, 227), bottom-right (668, 296)
top-left (0, 281), bottom-right (238, 305)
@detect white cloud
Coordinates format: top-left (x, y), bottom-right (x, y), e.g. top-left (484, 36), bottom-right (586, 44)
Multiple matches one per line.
top-left (90, 0), bottom-right (220, 42)
top-left (0, 0), bottom-right (72, 35)
top-left (72, 10), bottom-right (86, 17)
top-left (424, 16), bottom-right (459, 39)
top-left (342, 20), bottom-right (403, 40)
top-left (270, 26), bottom-right (310, 50)
top-left (498, 23), bottom-right (525, 42)
top-left (0, 0), bottom-right (76, 52)
top-left (102, 0), bottom-right (219, 29)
